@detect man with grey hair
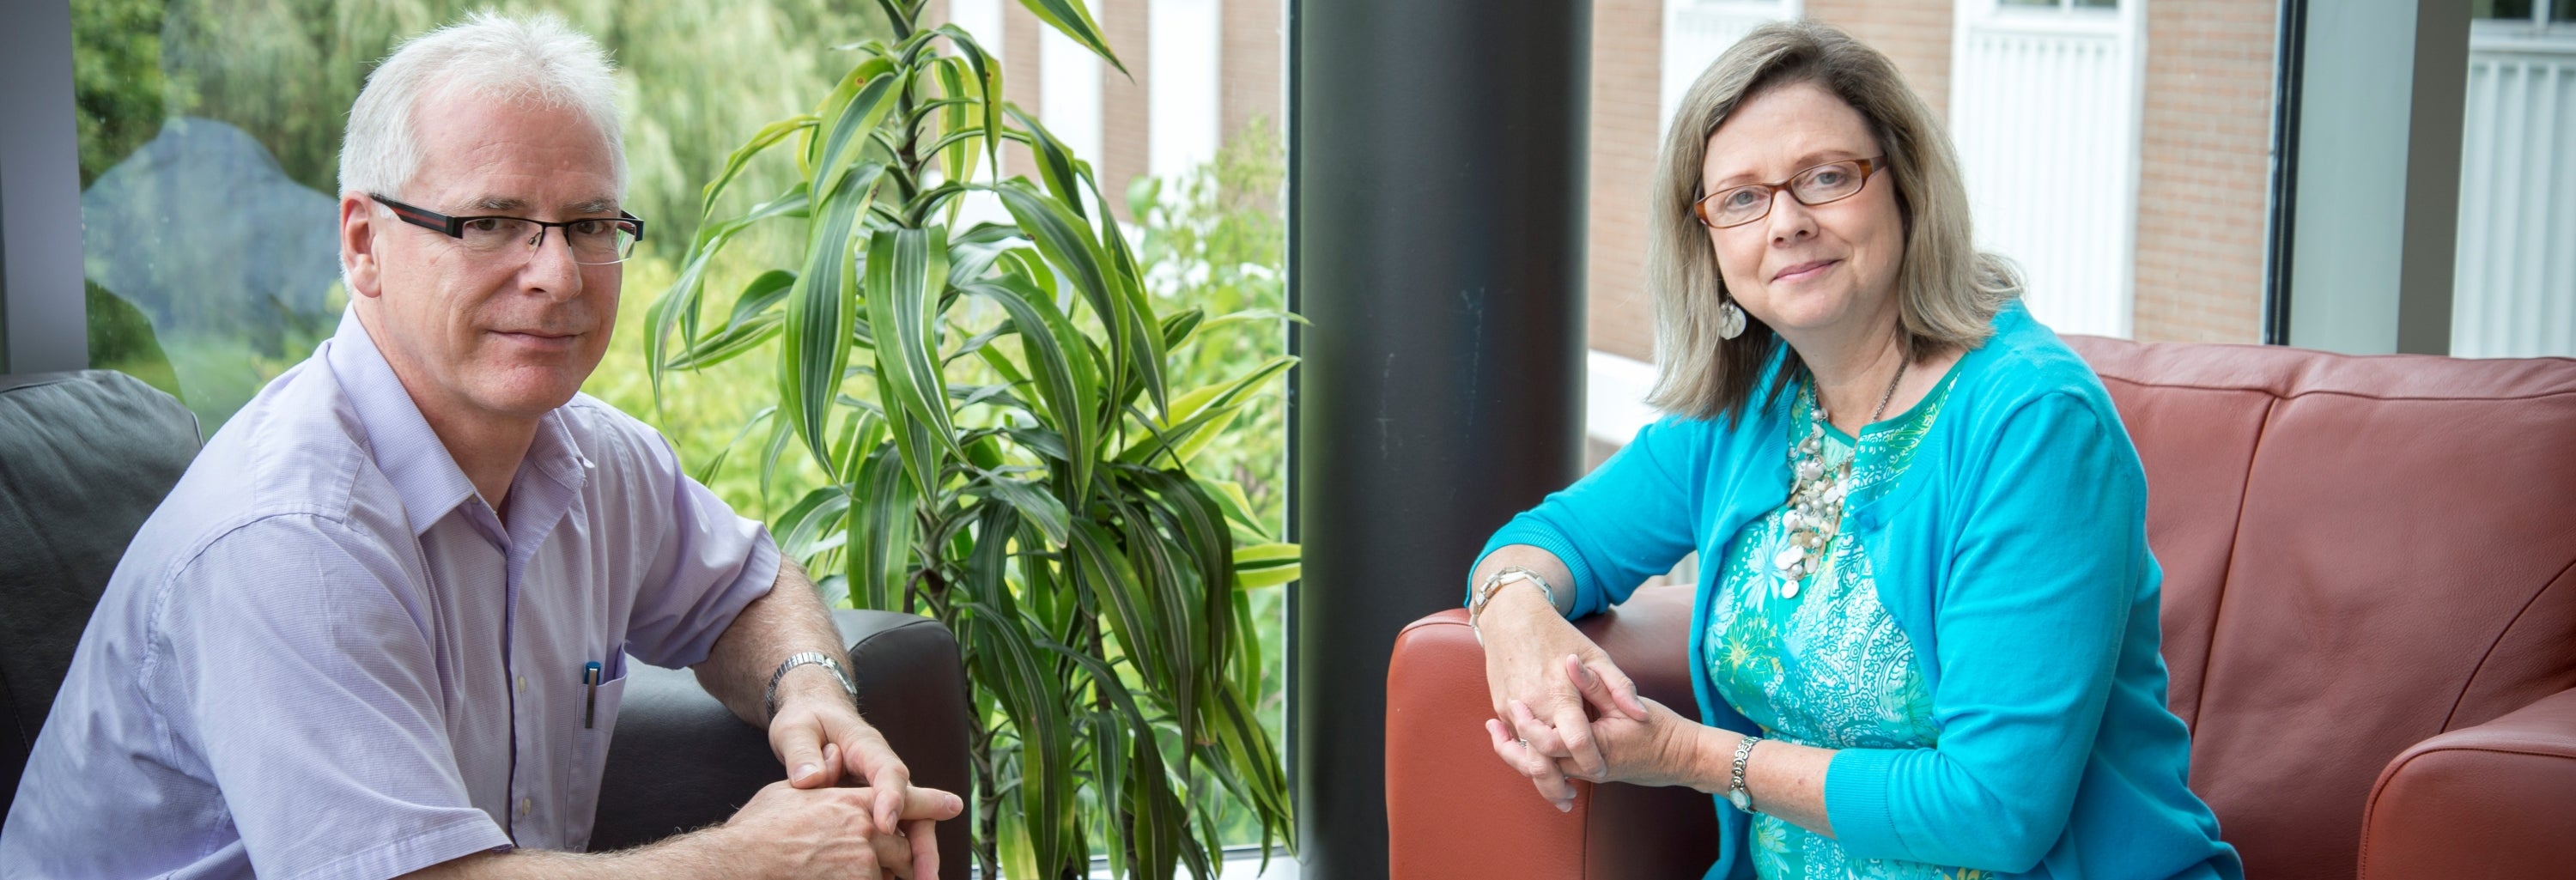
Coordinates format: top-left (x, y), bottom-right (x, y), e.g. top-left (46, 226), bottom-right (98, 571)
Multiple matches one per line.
top-left (0, 13), bottom-right (957, 880)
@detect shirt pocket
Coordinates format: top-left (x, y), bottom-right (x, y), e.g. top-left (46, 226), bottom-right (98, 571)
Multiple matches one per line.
top-left (566, 646), bottom-right (629, 850)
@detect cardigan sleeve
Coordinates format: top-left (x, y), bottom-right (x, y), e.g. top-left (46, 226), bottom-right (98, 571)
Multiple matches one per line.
top-left (1472, 416), bottom-right (1706, 617)
top-left (1821, 391), bottom-right (2141, 871)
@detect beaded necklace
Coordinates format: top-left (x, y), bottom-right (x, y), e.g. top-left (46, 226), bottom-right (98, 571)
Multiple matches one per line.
top-left (1772, 358), bottom-right (1907, 598)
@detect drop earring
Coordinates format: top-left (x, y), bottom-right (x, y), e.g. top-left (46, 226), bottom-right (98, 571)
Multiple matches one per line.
top-left (1718, 298), bottom-right (1747, 340)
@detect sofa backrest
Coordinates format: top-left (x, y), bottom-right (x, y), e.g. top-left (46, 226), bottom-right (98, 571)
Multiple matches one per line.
top-left (0, 371), bottom-right (200, 818)
top-left (2066, 337), bottom-right (2576, 879)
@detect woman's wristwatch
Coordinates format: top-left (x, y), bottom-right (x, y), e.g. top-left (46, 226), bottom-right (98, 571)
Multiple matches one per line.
top-left (1468, 566), bottom-right (1559, 644)
top-left (1726, 734), bottom-right (1763, 812)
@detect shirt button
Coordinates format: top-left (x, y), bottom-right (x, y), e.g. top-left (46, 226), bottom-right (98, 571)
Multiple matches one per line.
top-left (519, 798), bottom-right (532, 815)
top-left (515, 675), bottom-right (526, 694)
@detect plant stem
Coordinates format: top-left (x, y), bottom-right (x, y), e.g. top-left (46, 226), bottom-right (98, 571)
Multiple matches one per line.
top-left (971, 713), bottom-right (1002, 880)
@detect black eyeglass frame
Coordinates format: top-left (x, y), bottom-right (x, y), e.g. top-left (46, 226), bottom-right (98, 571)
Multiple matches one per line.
top-left (1690, 155), bottom-right (1888, 229)
top-left (370, 193), bottom-right (647, 264)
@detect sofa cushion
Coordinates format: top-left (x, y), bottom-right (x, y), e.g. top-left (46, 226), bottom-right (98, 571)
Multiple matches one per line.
top-left (0, 370), bottom-right (201, 816)
top-left (2063, 337), bottom-right (2275, 731)
top-left (2069, 337), bottom-right (2576, 880)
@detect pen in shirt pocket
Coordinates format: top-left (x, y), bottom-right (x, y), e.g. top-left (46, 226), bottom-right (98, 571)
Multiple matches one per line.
top-left (582, 661), bottom-right (602, 729)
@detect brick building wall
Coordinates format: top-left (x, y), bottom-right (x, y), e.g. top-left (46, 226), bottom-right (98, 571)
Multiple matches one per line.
top-left (1588, 0), bottom-right (1665, 363)
top-left (940, 0), bottom-right (1280, 212)
top-left (1807, 0), bottom-right (1954, 122)
top-left (2133, 0), bottom-right (2274, 343)
top-left (1585, 0), bottom-right (2275, 361)
top-left (1103, 0), bottom-right (1152, 222)
top-left (1004, 6), bottom-right (1044, 181)
top-left (1221, 0), bottom-right (1284, 149)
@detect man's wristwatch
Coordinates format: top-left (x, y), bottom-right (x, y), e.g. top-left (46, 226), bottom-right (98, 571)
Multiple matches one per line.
top-left (764, 651), bottom-right (859, 722)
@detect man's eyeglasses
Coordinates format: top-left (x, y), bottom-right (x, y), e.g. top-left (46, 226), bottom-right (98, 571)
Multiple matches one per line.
top-left (372, 194), bottom-right (645, 265)
top-left (1691, 156), bottom-right (1886, 229)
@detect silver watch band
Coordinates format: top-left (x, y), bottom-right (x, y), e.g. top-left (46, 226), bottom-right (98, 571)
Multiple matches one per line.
top-left (764, 651), bottom-right (859, 721)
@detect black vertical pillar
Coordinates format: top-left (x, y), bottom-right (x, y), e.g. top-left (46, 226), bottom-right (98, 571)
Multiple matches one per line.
top-left (1288, 0), bottom-right (1591, 877)
top-left (0, 0), bottom-right (90, 373)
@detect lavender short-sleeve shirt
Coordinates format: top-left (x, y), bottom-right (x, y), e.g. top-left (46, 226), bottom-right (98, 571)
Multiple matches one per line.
top-left (1, 311), bottom-right (781, 880)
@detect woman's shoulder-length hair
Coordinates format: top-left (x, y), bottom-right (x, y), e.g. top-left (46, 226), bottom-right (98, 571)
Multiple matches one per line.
top-left (1644, 19), bottom-right (2022, 423)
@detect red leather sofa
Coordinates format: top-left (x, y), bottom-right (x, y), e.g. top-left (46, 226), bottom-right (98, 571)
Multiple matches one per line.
top-left (1386, 337), bottom-right (2576, 878)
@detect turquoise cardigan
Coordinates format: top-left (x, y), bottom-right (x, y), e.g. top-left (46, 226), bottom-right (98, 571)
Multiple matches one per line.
top-left (1476, 304), bottom-right (2241, 879)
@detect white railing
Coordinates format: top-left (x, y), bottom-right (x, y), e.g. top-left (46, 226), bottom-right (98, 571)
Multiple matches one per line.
top-left (1660, 0), bottom-right (1798, 134)
top-left (1948, 3), bottom-right (2144, 338)
top-left (2451, 27), bottom-right (2576, 358)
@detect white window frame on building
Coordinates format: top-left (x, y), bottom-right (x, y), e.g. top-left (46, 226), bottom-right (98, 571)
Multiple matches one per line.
top-left (1949, 0), bottom-right (2148, 339)
top-left (1658, 0), bottom-right (1803, 136)
top-left (2451, 1), bottom-right (2576, 357)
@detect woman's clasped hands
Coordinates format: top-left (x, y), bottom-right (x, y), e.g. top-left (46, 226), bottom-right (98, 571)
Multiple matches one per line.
top-left (1477, 582), bottom-right (1719, 810)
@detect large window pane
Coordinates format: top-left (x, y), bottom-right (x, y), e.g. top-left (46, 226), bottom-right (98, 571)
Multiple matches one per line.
top-left (72, 0), bottom-right (1296, 865)
top-left (71, 0), bottom-right (878, 435)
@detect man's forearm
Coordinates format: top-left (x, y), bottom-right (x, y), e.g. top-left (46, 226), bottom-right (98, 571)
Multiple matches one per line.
top-left (403, 828), bottom-right (736, 880)
top-left (696, 559), bottom-right (851, 726)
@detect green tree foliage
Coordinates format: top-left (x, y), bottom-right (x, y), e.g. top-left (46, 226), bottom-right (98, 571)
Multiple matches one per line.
top-left (145, 0), bottom-right (896, 248)
top-left (71, 0), bottom-right (178, 187)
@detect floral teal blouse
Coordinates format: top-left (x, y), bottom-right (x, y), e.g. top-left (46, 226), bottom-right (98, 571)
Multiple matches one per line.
top-left (1705, 366), bottom-right (1984, 880)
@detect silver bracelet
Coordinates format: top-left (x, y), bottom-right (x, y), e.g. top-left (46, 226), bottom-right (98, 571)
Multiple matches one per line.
top-left (1726, 734), bottom-right (1763, 812)
top-left (764, 651), bottom-right (858, 721)
top-left (1468, 566), bottom-right (1559, 645)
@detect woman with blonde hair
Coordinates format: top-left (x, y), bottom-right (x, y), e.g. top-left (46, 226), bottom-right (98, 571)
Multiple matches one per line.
top-left (1464, 20), bottom-right (2240, 879)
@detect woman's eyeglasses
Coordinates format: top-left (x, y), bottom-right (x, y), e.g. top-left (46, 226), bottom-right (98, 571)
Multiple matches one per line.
top-left (1691, 156), bottom-right (1885, 229)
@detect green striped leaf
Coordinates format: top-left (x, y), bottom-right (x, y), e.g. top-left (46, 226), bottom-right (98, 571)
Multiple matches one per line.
top-left (647, 182), bottom-right (808, 404)
top-left (664, 267), bottom-right (791, 371)
top-left (1093, 191), bottom-right (1172, 418)
top-left (963, 602), bottom-right (1081, 877)
top-left (847, 444), bottom-right (917, 610)
top-left (700, 114), bottom-right (816, 221)
top-left (1231, 542), bottom-right (1301, 590)
top-left (1013, 0), bottom-right (1127, 76)
top-left (1001, 105), bottom-right (1091, 219)
top-left (1119, 355), bottom-right (1295, 466)
top-left (929, 24), bottom-right (1005, 173)
top-left (812, 58), bottom-right (902, 202)
top-left (779, 165), bottom-right (883, 474)
top-left (993, 180), bottom-right (1155, 410)
top-left (865, 226), bottom-right (957, 497)
top-left (928, 57), bottom-right (981, 196)
top-left (775, 485), bottom-right (853, 565)
top-left (963, 273), bottom-right (1101, 498)
top-left (968, 470), bottom-right (1070, 546)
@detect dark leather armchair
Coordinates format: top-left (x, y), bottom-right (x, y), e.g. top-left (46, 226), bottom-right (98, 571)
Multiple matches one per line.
top-left (1, 371), bottom-right (971, 878)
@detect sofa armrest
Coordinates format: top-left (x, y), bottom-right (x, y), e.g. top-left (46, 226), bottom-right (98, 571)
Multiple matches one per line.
top-left (1386, 584), bottom-right (1715, 879)
top-left (593, 609), bottom-right (973, 880)
top-left (2359, 686), bottom-right (2576, 879)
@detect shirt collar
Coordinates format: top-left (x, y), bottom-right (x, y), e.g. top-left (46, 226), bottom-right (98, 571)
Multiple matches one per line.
top-left (322, 307), bottom-right (590, 536)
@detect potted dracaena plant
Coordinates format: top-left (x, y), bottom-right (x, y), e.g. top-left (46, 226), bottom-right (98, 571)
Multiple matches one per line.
top-left (640, 1), bottom-right (1297, 877)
